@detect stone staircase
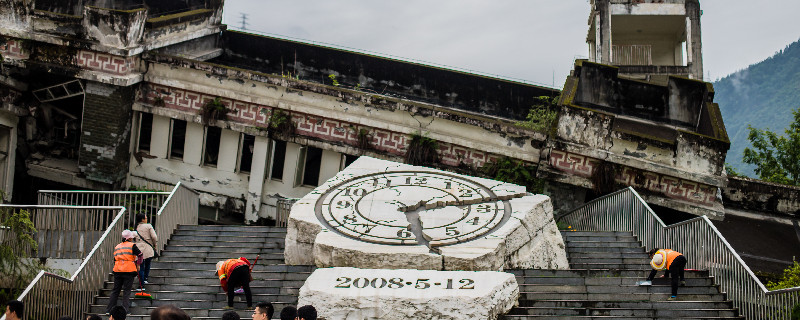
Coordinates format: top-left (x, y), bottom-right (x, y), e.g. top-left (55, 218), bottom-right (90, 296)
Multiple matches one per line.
top-left (502, 230), bottom-right (743, 319)
top-left (88, 225), bottom-right (314, 320)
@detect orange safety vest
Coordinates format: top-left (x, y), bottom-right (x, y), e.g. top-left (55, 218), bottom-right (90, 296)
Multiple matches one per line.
top-left (650, 249), bottom-right (682, 271)
top-left (113, 242), bottom-right (137, 273)
top-left (217, 258), bottom-right (249, 291)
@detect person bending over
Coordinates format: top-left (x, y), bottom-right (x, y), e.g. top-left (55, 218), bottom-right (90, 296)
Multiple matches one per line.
top-left (215, 257), bottom-right (253, 309)
top-left (647, 248), bottom-right (687, 301)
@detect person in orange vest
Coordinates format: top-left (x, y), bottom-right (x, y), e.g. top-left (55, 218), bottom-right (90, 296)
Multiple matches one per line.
top-left (647, 248), bottom-right (687, 301)
top-left (106, 230), bottom-right (141, 314)
top-left (216, 257), bottom-right (253, 310)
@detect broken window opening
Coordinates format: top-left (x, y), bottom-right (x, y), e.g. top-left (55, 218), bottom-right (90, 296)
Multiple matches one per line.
top-left (169, 119), bottom-right (187, 160)
top-left (340, 154), bottom-right (359, 171)
top-left (270, 140), bottom-right (286, 181)
top-left (137, 112), bottom-right (153, 153)
top-left (237, 133), bottom-right (255, 173)
top-left (301, 146), bottom-right (323, 187)
top-left (203, 126), bottom-right (222, 167)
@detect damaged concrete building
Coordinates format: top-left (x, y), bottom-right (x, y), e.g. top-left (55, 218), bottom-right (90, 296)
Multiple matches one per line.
top-left (0, 0), bottom-right (732, 225)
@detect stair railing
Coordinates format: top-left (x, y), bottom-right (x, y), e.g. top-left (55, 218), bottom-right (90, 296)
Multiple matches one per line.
top-left (556, 187), bottom-right (800, 320)
top-left (1, 182), bottom-right (198, 320)
top-left (37, 189), bottom-right (171, 229)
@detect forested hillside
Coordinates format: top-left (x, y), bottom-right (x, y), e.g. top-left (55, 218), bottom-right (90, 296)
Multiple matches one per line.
top-left (714, 39), bottom-right (800, 177)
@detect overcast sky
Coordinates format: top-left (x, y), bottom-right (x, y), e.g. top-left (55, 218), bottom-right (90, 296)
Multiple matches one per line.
top-left (221, 1), bottom-right (800, 88)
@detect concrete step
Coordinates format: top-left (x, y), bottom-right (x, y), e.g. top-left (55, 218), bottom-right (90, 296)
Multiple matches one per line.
top-left (147, 266), bottom-right (314, 278)
top-left (568, 263), bottom-right (648, 270)
top-left (566, 252), bottom-right (649, 259)
top-left (179, 225), bottom-right (284, 232)
top-left (99, 282), bottom-right (304, 294)
top-left (518, 284), bottom-right (721, 295)
top-left (560, 235), bottom-right (639, 243)
top-left (173, 229), bottom-right (286, 236)
top-left (564, 241), bottom-right (643, 249)
top-left (508, 269), bottom-right (710, 278)
top-left (507, 306), bottom-right (739, 317)
top-left (520, 292), bottom-right (727, 302)
top-left (560, 231), bottom-right (634, 237)
top-left (136, 273), bottom-right (312, 285)
top-left (162, 245), bottom-right (284, 253)
top-left (159, 251), bottom-right (284, 259)
top-left (566, 247), bottom-right (647, 254)
top-left (168, 235), bottom-right (281, 243)
top-left (501, 316), bottom-right (744, 320)
top-left (515, 276), bottom-right (714, 287)
top-left (567, 257), bottom-right (651, 265)
top-left (517, 300), bottom-right (736, 309)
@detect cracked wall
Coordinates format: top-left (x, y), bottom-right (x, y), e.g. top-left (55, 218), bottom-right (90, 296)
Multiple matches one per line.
top-left (80, 81), bottom-right (133, 186)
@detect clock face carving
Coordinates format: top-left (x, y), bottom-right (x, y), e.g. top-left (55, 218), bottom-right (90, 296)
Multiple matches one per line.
top-left (315, 171), bottom-right (512, 248)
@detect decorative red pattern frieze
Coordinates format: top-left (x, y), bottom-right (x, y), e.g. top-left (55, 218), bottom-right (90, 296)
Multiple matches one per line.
top-left (549, 150), bottom-right (718, 206)
top-left (77, 50), bottom-right (138, 75)
top-left (0, 38), bottom-right (29, 60)
top-left (138, 84), bottom-right (503, 168)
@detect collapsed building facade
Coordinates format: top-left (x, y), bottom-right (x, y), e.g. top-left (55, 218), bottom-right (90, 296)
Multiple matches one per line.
top-left (0, 0), bottom-right (732, 224)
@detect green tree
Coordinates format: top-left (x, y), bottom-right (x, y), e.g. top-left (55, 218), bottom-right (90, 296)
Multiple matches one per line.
top-left (767, 261), bottom-right (800, 290)
top-left (0, 207), bottom-right (38, 303)
top-left (515, 95), bottom-right (559, 133)
top-left (742, 108), bottom-right (800, 185)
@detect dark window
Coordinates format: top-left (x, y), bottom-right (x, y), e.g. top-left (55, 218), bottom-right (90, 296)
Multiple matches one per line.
top-left (169, 119), bottom-right (187, 160)
top-left (138, 113), bottom-right (153, 152)
top-left (302, 146), bottom-right (323, 186)
top-left (342, 154), bottom-right (358, 169)
top-left (239, 134), bottom-right (255, 173)
top-left (204, 126), bottom-right (222, 167)
top-left (270, 140), bottom-right (286, 180)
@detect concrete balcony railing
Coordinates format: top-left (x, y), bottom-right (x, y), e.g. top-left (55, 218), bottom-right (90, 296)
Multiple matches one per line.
top-left (611, 44), bottom-right (652, 66)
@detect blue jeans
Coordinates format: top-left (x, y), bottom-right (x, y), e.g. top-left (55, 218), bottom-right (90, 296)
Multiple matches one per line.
top-left (138, 257), bottom-right (153, 284)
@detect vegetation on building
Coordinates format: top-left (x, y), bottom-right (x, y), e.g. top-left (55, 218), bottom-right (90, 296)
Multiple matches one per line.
top-left (199, 97), bottom-right (230, 125)
top-left (480, 157), bottom-right (544, 193)
top-left (515, 95), bottom-right (559, 133)
top-left (265, 109), bottom-right (295, 140)
top-left (405, 132), bottom-right (438, 166)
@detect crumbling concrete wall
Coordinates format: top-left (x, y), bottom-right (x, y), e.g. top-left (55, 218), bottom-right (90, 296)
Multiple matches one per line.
top-left (723, 176), bottom-right (800, 217)
top-left (82, 6), bottom-right (146, 49)
top-left (215, 31), bottom-right (558, 121)
top-left (79, 81), bottom-right (133, 186)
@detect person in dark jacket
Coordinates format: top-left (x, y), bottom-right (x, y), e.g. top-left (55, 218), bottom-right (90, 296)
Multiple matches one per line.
top-left (215, 257), bottom-right (253, 309)
top-left (647, 248), bottom-right (687, 301)
top-left (106, 229), bottom-right (141, 314)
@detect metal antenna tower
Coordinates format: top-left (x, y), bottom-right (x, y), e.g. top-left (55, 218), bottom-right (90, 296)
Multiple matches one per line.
top-left (239, 13), bottom-right (248, 30)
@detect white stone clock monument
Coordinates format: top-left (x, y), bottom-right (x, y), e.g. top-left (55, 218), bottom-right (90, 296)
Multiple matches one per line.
top-left (286, 157), bottom-right (569, 320)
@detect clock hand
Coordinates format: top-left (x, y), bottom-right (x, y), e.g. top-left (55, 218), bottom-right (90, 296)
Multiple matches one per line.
top-left (396, 192), bottom-right (528, 212)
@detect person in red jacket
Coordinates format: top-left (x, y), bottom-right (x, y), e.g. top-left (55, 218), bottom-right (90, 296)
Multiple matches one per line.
top-left (106, 230), bottom-right (141, 314)
top-left (646, 248), bottom-right (687, 301)
top-left (216, 257), bottom-right (252, 309)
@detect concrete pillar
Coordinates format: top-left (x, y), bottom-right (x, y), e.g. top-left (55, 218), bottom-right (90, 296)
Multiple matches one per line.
top-left (245, 136), bottom-right (270, 223)
top-left (217, 129), bottom-right (239, 172)
top-left (151, 115), bottom-right (170, 158)
top-left (319, 149), bottom-right (342, 185)
top-left (595, 0), bottom-right (612, 64)
top-left (184, 122), bottom-right (203, 165)
top-left (685, 0), bottom-right (703, 80)
top-left (79, 81), bottom-right (134, 187)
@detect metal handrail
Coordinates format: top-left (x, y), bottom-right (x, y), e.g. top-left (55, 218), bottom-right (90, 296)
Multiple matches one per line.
top-left (38, 189), bottom-right (171, 229)
top-left (2, 182), bottom-right (199, 320)
top-left (557, 187), bottom-right (800, 319)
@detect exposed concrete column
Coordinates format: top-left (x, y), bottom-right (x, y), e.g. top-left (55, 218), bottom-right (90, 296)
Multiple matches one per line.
top-left (80, 81), bottom-right (135, 188)
top-left (596, 0), bottom-right (612, 64)
top-left (685, 0), bottom-right (703, 80)
top-left (245, 136), bottom-right (270, 223)
top-left (150, 115), bottom-right (170, 158)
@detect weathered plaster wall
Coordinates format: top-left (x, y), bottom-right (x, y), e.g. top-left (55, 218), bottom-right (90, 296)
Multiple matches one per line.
top-left (80, 81), bottom-right (133, 186)
top-left (723, 177), bottom-right (800, 217)
top-left (82, 6), bottom-right (146, 49)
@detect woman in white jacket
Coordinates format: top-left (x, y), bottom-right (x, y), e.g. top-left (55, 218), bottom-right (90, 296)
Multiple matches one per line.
top-left (134, 213), bottom-right (158, 285)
